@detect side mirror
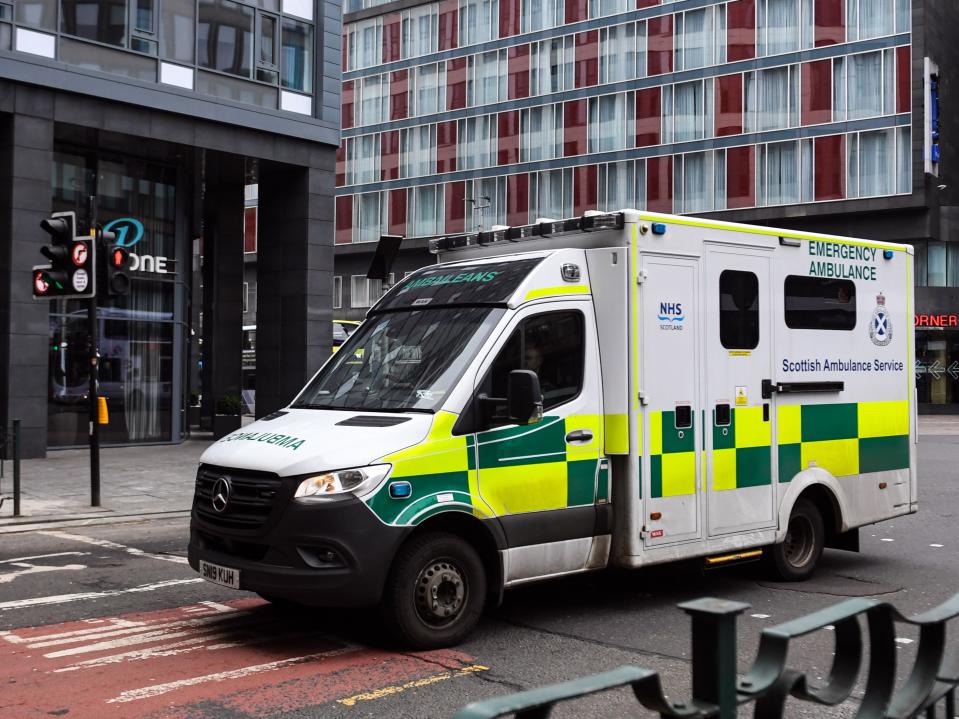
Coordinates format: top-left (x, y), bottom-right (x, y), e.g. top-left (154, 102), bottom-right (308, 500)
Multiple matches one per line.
top-left (508, 370), bottom-right (543, 426)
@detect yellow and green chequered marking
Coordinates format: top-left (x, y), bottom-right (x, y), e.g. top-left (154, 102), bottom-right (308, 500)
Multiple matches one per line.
top-left (711, 406), bottom-right (772, 491)
top-left (475, 415), bottom-right (600, 515)
top-left (777, 400), bottom-right (910, 481)
top-left (649, 410), bottom-right (696, 498)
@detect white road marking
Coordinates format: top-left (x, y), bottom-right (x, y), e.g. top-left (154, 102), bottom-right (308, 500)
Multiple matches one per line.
top-left (0, 578), bottom-right (202, 611)
top-left (750, 613), bottom-right (771, 619)
top-left (106, 647), bottom-right (356, 703)
top-left (930, 543), bottom-right (944, 548)
top-left (880, 538), bottom-right (895, 542)
top-left (1, 619), bottom-right (142, 644)
top-left (0, 563), bottom-right (86, 584)
top-left (199, 600), bottom-right (234, 612)
top-left (895, 637), bottom-right (915, 645)
top-left (0, 552), bottom-right (87, 564)
top-left (36, 530), bottom-right (189, 564)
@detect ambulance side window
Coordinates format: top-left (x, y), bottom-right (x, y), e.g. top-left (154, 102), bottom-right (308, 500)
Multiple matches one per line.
top-left (480, 311), bottom-right (585, 427)
top-left (719, 270), bottom-right (760, 349)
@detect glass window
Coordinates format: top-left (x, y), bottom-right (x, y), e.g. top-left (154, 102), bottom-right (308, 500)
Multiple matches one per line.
top-left (160, 0), bottom-right (194, 63)
top-left (848, 0), bottom-right (894, 41)
top-left (459, 0), bottom-right (497, 46)
top-left (927, 243), bottom-right (947, 287)
top-left (259, 13), bottom-right (276, 64)
top-left (589, 93), bottom-right (627, 153)
top-left (521, 104), bottom-right (562, 162)
top-left (61, 0), bottom-right (128, 47)
top-left (402, 3), bottom-right (437, 59)
top-left (465, 176), bottom-right (507, 230)
top-left (589, 0), bottom-right (626, 19)
top-left (600, 23), bottom-right (637, 83)
top-left (458, 115), bottom-right (496, 169)
top-left (135, 0), bottom-right (153, 33)
top-left (412, 63), bottom-right (445, 116)
top-left (757, 0), bottom-right (810, 56)
top-left (675, 151), bottom-right (714, 213)
top-left (483, 311), bottom-right (585, 418)
top-left (357, 74), bottom-right (389, 126)
top-left (197, 0), bottom-right (254, 78)
top-left (347, 134), bottom-right (380, 185)
top-left (784, 276), bottom-right (857, 330)
top-left (353, 191), bottom-right (384, 243)
top-left (333, 276), bottom-right (343, 309)
top-left (348, 16), bottom-right (382, 70)
top-left (759, 141), bottom-right (799, 205)
top-left (522, 0), bottom-right (561, 32)
top-left (17, 0), bottom-right (57, 30)
top-left (745, 65), bottom-right (798, 132)
top-left (675, 7), bottom-right (716, 70)
top-left (598, 159), bottom-right (644, 211)
top-left (897, 126), bottom-right (912, 194)
top-left (896, 0), bottom-right (910, 32)
top-left (281, 18), bottom-right (312, 92)
top-left (665, 80), bottom-right (708, 143)
top-left (847, 129), bottom-right (894, 199)
top-left (530, 36), bottom-right (573, 96)
top-left (410, 184), bottom-right (444, 236)
top-left (719, 270), bottom-right (759, 349)
top-left (530, 168), bottom-right (573, 220)
top-left (400, 125), bottom-right (436, 178)
top-left (469, 50), bottom-right (506, 106)
top-left (847, 51), bottom-right (883, 119)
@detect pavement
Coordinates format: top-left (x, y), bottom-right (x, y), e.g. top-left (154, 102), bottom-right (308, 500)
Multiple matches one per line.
top-left (1, 414), bottom-right (958, 533)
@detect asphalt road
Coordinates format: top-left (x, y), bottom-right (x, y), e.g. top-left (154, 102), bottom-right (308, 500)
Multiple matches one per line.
top-left (2, 436), bottom-right (958, 718)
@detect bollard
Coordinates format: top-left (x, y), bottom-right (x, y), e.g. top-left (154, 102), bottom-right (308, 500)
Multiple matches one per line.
top-left (12, 419), bottom-right (20, 517)
top-left (678, 597), bottom-right (751, 719)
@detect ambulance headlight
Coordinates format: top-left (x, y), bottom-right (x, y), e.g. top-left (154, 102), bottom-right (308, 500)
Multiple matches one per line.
top-left (293, 464), bottom-right (392, 500)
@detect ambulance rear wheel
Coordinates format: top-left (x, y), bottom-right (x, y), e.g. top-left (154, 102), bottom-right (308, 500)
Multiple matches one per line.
top-left (381, 532), bottom-right (486, 649)
top-left (768, 498), bottom-right (824, 581)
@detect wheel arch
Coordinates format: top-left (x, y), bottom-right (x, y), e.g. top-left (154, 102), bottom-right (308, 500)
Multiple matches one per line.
top-left (777, 468), bottom-right (848, 544)
top-left (404, 510), bottom-right (507, 608)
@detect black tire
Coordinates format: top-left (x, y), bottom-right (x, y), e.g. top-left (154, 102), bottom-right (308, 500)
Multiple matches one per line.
top-left (380, 532), bottom-right (486, 649)
top-left (767, 498), bottom-right (825, 581)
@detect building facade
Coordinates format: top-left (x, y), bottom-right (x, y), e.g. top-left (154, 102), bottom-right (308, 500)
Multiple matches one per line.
top-left (333, 0), bottom-right (959, 412)
top-left (1, 0), bottom-right (342, 456)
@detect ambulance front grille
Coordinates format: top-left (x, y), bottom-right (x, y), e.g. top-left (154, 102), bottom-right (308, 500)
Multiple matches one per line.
top-left (193, 466), bottom-right (283, 531)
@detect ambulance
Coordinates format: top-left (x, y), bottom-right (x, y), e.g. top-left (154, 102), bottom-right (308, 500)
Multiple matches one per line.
top-left (189, 210), bottom-right (916, 648)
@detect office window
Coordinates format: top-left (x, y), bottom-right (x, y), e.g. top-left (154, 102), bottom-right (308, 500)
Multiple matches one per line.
top-left (745, 65), bottom-right (799, 132)
top-left (757, 0), bottom-right (814, 56)
top-left (458, 115), bottom-right (497, 169)
top-left (357, 74), bottom-right (389, 126)
top-left (589, 93), bottom-right (631, 153)
top-left (896, 0), bottom-right (910, 32)
top-left (600, 22), bottom-right (642, 83)
top-left (664, 80), bottom-right (712, 143)
top-left (61, 0), bottom-right (129, 48)
top-left (197, 0), bottom-right (254, 76)
top-left (530, 36), bottom-right (574, 96)
top-left (520, 104), bottom-right (562, 162)
top-left (847, 0), bottom-right (894, 41)
top-left (459, 0), bottom-right (497, 46)
top-left (411, 62), bottom-right (446, 116)
top-left (353, 191), bottom-right (385, 244)
top-left (464, 176), bottom-right (507, 230)
top-left (348, 16), bottom-right (382, 70)
top-left (897, 126), bottom-right (911, 194)
top-left (469, 50), bottom-right (506, 106)
top-left (758, 139), bottom-right (813, 206)
top-left (160, 0), bottom-right (194, 62)
top-left (675, 5), bottom-right (725, 70)
top-left (784, 276), bottom-right (856, 330)
top-left (402, 3), bottom-right (438, 59)
top-left (281, 18), bottom-right (312, 92)
top-left (400, 124), bottom-right (437, 178)
top-left (530, 168), bottom-right (573, 220)
top-left (847, 128), bottom-right (906, 199)
top-left (597, 160), bottom-right (645, 211)
top-left (346, 134), bottom-right (380, 185)
top-left (333, 276), bottom-right (343, 310)
top-left (522, 0), bottom-right (561, 32)
top-left (834, 50), bottom-right (895, 121)
top-left (589, 0), bottom-right (626, 19)
top-left (719, 270), bottom-right (759, 350)
top-left (675, 151), bottom-right (718, 213)
top-left (409, 185), bottom-right (445, 236)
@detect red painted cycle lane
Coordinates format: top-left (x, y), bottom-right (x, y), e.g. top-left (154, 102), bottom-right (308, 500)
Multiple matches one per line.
top-left (0, 599), bottom-right (480, 718)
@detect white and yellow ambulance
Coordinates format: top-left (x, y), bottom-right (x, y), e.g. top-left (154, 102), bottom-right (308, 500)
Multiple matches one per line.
top-left (189, 210), bottom-right (916, 648)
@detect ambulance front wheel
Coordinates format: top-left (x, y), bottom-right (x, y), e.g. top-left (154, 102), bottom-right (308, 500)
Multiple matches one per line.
top-left (381, 531), bottom-right (486, 649)
top-left (768, 498), bottom-right (824, 581)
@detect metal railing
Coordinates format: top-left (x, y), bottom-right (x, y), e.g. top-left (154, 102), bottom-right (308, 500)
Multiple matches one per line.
top-left (453, 593), bottom-right (959, 719)
top-left (0, 419), bottom-right (21, 516)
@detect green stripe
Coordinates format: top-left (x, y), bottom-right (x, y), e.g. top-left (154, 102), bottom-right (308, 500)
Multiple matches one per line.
top-left (801, 403), bottom-right (858, 442)
top-left (567, 459), bottom-right (597, 506)
top-left (366, 470), bottom-right (470, 524)
top-left (778, 443), bottom-right (801, 483)
top-left (661, 410), bottom-right (695, 454)
top-left (859, 436), bottom-right (910, 473)
top-left (650, 455), bottom-right (662, 499)
top-left (736, 446), bottom-right (772, 487)
top-left (476, 416), bottom-right (565, 469)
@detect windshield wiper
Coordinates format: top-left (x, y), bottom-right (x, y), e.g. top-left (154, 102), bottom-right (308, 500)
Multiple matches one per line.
top-left (291, 403), bottom-right (338, 410)
top-left (292, 403), bottom-right (434, 414)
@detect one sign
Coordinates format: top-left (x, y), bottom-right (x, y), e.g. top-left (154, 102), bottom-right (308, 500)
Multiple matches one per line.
top-left (916, 314), bottom-right (959, 328)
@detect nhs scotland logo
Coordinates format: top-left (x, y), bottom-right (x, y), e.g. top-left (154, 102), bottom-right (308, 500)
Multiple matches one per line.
top-left (658, 302), bottom-right (685, 332)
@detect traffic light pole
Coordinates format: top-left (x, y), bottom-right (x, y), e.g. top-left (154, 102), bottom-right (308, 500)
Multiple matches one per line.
top-left (88, 294), bottom-right (100, 507)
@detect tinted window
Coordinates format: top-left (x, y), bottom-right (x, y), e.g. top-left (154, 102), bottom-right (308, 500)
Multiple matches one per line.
top-left (719, 270), bottom-right (759, 349)
top-left (483, 311), bottom-right (585, 423)
top-left (784, 276), bottom-right (857, 330)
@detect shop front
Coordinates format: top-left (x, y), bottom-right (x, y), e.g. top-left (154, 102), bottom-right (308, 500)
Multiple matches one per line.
top-left (915, 288), bottom-right (959, 413)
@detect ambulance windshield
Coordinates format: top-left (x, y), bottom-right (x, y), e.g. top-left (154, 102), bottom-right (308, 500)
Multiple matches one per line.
top-left (292, 306), bottom-right (504, 413)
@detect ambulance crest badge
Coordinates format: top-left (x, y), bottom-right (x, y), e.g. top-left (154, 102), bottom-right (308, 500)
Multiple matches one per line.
top-left (869, 293), bottom-right (892, 347)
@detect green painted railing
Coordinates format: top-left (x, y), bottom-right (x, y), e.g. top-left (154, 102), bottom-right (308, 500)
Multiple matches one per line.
top-left (453, 594), bottom-right (959, 719)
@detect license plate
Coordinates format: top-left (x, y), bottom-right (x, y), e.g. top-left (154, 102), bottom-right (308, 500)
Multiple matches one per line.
top-left (199, 560), bottom-right (241, 590)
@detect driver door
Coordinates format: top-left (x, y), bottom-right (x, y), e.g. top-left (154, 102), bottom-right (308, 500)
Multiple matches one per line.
top-left (471, 303), bottom-right (603, 583)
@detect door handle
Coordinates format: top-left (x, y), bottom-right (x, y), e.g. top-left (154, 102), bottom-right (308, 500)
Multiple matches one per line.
top-left (565, 430), bottom-right (593, 444)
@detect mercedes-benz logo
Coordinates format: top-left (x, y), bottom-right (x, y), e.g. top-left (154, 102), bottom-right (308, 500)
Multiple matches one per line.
top-left (211, 477), bottom-right (231, 513)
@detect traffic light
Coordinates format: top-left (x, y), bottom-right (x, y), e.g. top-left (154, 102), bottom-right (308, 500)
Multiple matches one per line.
top-left (103, 232), bottom-right (131, 296)
top-left (33, 211), bottom-right (96, 300)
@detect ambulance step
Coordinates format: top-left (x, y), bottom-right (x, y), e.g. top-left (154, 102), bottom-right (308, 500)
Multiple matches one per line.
top-left (703, 549), bottom-right (763, 568)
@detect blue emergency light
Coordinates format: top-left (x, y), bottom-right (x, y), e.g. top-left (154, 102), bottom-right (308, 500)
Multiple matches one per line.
top-left (651, 222), bottom-right (667, 235)
top-left (389, 481), bottom-right (412, 499)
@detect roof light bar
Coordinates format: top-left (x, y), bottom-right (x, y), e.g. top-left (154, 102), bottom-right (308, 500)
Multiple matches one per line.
top-left (429, 212), bottom-right (625, 254)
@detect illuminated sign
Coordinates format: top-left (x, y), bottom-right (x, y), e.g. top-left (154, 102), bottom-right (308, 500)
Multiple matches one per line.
top-left (915, 314), bottom-right (959, 327)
